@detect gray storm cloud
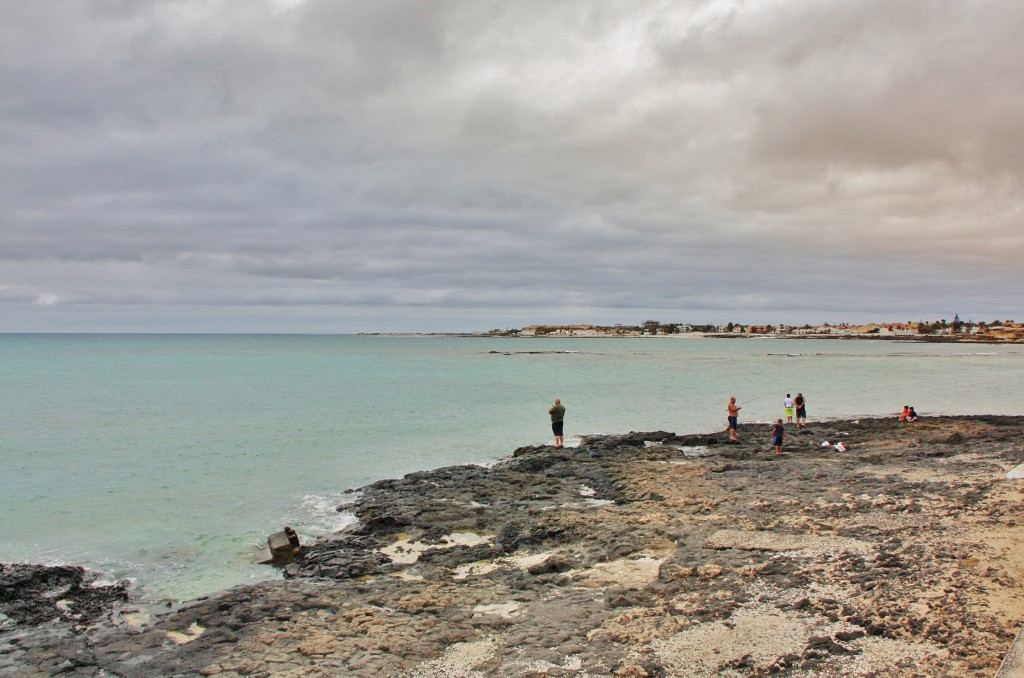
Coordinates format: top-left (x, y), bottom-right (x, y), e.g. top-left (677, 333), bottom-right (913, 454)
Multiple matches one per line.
top-left (1, 0), bottom-right (1022, 331)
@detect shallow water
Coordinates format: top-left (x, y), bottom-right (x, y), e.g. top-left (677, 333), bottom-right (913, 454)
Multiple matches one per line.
top-left (2, 334), bottom-right (1021, 600)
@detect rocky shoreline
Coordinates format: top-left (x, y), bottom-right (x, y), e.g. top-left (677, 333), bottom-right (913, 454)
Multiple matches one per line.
top-left (3, 416), bottom-right (1024, 676)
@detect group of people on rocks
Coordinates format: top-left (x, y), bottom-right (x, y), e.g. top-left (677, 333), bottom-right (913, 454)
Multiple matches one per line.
top-left (783, 393), bottom-right (807, 427)
top-left (548, 392), bottom-right (809, 455)
top-left (549, 393), bottom-right (918, 457)
top-left (728, 393), bottom-right (805, 456)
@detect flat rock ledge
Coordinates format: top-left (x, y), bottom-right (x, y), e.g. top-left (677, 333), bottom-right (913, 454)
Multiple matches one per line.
top-left (4, 415), bottom-right (1024, 677)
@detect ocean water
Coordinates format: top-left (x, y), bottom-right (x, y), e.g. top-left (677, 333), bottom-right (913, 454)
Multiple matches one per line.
top-left (2, 334), bottom-right (1022, 601)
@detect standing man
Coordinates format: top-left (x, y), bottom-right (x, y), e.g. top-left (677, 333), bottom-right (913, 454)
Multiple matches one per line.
top-left (794, 393), bottom-right (806, 428)
top-left (549, 398), bottom-right (566, 448)
top-left (772, 419), bottom-right (785, 456)
top-left (784, 394), bottom-right (795, 423)
top-left (727, 397), bottom-right (741, 441)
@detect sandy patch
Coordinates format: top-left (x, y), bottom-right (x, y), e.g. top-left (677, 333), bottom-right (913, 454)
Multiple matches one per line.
top-left (572, 556), bottom-right (664, 589)
top-left (380, 532), bottom-right (493, 565)
top-left (843, 636), bottom-right (946, 676)
top-left (651, 603), bottom-right (941, 677)
top-left (454, 549), bottom-right (665, 589)
top-left (544, 498), bottom-right (615, 510)
top-left (165, 621), bottom-right (205, 645)
top-left (746, 578), bottom-right (854, 608)
top-left (116, 609), bottom-right (150, 629)
top-left (678, 445), bottom-right (716, 457)
top-left (454, 551), bottom-right (554, 580)
top-left (453, 562), bottom-right (501, 580)
top-left (652, 605), bottom-right (833, 675)
top-left (705, 529), bottom-right (873, 555)
top-left (472, 602), bottom-right (520, 618)
top-left (505, 551), bottom-right (556, 571)
top-left (508, 654), bottom-right (584, 673)
top-left (404, 636), bottom-right (499, 678)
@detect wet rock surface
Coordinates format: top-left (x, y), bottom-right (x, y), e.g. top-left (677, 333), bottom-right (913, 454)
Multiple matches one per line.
top-left (0, 564), bottom-right (129, 676)
top-left (4, 415), bottom-right (1024, 676)
top-left (0, 564), bottom-right (129, 630)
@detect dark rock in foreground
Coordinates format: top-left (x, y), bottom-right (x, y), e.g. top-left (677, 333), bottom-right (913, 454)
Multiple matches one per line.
top-left (0, 564), bottom-right (128, 630)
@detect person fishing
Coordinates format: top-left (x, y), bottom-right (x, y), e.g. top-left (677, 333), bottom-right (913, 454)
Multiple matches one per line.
top-left (549, 398), bottom-right (566, 448)
top-left (726, 396), bottom-right (741, 441)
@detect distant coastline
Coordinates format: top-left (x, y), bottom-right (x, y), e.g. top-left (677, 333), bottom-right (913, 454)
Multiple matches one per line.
top-left (359, 321), bottom-right (1024, 343)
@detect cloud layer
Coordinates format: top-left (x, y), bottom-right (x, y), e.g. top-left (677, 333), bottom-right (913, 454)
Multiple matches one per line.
top-left (3, 0), bottom-right (1022, 331)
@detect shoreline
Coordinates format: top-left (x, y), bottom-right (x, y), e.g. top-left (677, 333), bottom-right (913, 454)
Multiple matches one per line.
top-left (363, 332), bottom-right (1024, 344)
top-left (3, 415), bottom-right (1024, 676)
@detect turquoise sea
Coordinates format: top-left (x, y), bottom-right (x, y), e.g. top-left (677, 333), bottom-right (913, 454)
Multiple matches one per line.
top-left (2, 334), bottom-right (1023, 601)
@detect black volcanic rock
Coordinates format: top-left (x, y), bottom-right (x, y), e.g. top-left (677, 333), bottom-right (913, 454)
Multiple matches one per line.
top-left (0, 564), bottom-right (128, 629)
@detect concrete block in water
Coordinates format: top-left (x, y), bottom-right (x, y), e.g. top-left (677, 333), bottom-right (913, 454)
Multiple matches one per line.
top-left (258, 527), bottom-right (301, 567)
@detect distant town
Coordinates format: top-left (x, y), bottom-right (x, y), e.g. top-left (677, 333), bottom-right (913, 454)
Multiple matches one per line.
top-left (484, 315), bottom-right (1024, 342)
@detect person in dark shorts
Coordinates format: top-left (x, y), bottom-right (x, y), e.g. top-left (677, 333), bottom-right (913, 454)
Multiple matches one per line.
top-left (772, 419), bottom-right (785, 456)
top-left (794, 393), bottom-right (806, 428)
top-left (549, 398), bottom-right (566, 448)
top-left (727, 397), bottom-right (741, 441)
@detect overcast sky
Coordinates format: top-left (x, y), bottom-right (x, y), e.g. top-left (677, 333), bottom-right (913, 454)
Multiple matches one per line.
top-left (2, 1), bottom-right (1022, 332)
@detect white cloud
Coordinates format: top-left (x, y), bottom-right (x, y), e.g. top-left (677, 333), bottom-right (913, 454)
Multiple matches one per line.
top-left (1, 0), bottom-right (1022, 331)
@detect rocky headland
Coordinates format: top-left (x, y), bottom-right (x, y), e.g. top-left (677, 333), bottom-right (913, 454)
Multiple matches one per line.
top-left (3, 416), bottom-right (1024, 677)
